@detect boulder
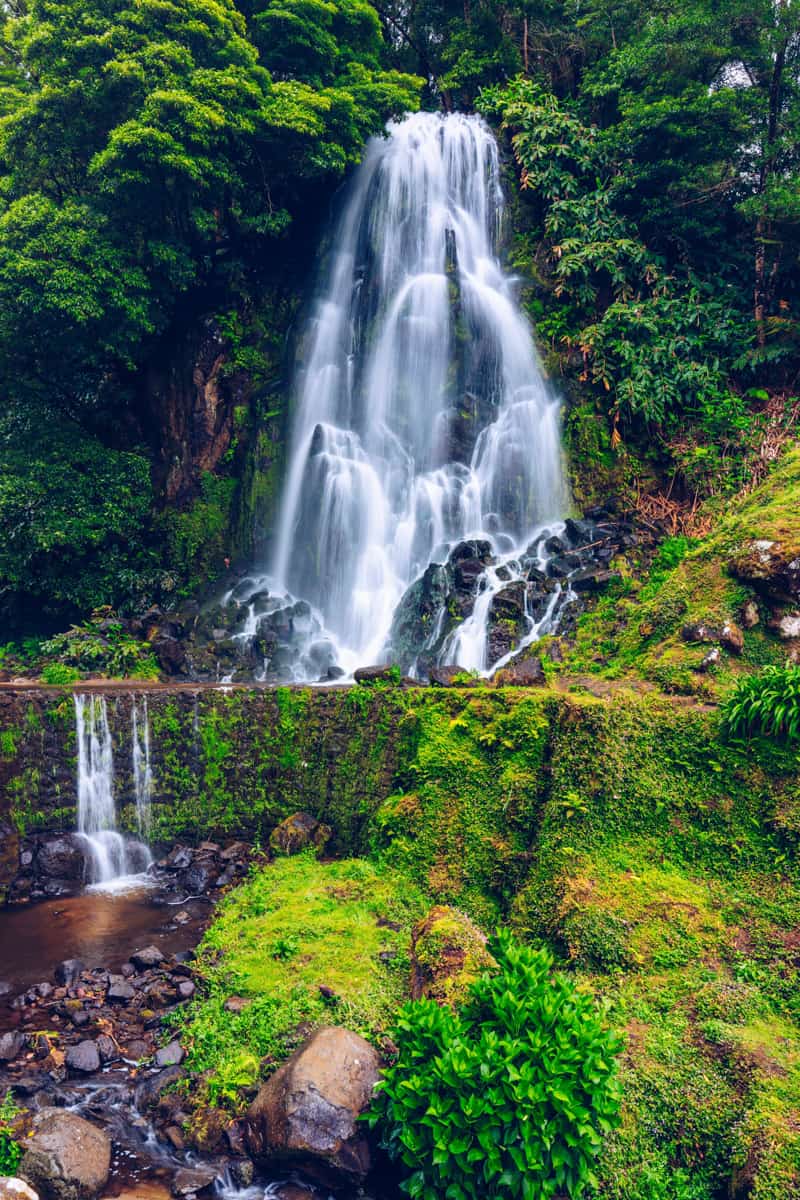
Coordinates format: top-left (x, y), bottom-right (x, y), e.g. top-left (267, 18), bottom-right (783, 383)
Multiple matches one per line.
top-left (130, 945), bottom-right (164, 971)
top-left (65, 1041), bottom-right (100, 1074)
top-left (493, 656), bottom-right (545, 687)
top-left (20, 1109), bottom-right (111, 1200)
top-left (427, 666), bottom-right (478, 687)
top-left (568, 567), bottom-right (619, 592)
top-left (353, 665), bottom-right (401, 685)
top-left (245, 1026), bottom-right (380, 1185)
top-left (730, 540), bottom-right (800, 604)
top-left (0, 1182), bottom-right (39, 1200)
top-left (270, 813), bottom-right (332, 858)
top-left (411, 905), bottom-right (496, 1007)
top-left (37, 837), bottom-right (84, 882)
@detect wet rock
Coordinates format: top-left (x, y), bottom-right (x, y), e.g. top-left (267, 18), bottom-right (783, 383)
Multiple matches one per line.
top-left (427, 666), bottom-right (477, 687)
top-left (411, 905), bottom-right (496, 1008)
top-left (493, 656), bottom-right (545, 687)
top-left (37, 837), bottom-right (85, 882)
top-left (119, 963), bottom-right (135, 979)
top-left (181, 861), bottom-right (217, 893)
top-left (171, 1167), bottom-right (217, 1198)
top-left (0, 1030), bottom-right (25, 1061)
top-left (0, 981), bottom-right (12, 996)
top-left (65, 1041), bottom-right (100, 1074)
top-left (20, 1108), bottom-right (111, 1200)
top-left (95, 1035), bottom-right (118, 1064)
top-left (155, 1041), bottom-right (185, 1068)
top-left (130, 945), bottom-right (165, 971)
top-left (228, 1159), bottom-right (254, 1188)
top-left (270, 813), bottom-right (332, 857)
top-left (153, 636), bottom-right (187, 676)
top-left (54, 961), bottom-right (84, 988)
top-left (135, 1065), bottom-right (184, 1107)
top-left (353, 665), bottom-right (401, 685)
top-left (568, 567), bottom-right (619, 592)
top-left (106, 978), bottom-right (135, 1004)
top-left (0, 1181), bottom-right (39, 1200)
top-left (246, 1026), bottom-right (381, 1185)
top-left (166, 846), bottom-right (193, 871)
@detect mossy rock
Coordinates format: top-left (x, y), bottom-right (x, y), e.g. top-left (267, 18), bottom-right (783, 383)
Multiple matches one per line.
top-left (269, 811), bottom-right (332, 857)
top-left (410, 904), bottom-right (496, 1007)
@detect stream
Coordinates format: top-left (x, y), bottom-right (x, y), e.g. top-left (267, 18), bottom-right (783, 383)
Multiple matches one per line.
top-left (0, 874), bottom-right (329, 1200)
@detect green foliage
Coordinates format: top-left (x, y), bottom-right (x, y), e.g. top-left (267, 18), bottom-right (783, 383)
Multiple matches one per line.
top-left (0, 1090), bottom-right (22, 1176)
top-left (371, 929), bottom-right (622, 1200)
top-left (39, 609), bottom-right (160, 679)
top-left (0, 422), bottom-right (160, 626)
top-left (723, 665), bottom-right (800, 741)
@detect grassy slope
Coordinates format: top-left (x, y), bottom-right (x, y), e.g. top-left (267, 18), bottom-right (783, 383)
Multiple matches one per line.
top-left (177, 686), bottom-right (799, 1199)
top-left (561, 444), bottom-right (800, 697)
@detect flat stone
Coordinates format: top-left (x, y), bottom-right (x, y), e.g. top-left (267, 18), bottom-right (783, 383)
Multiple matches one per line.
top-left (65, 1040), bottom-right (101, 1074)
top-left (171, 1167), bottom-right (217, 1197)
top-left (107, 978), bottom-right (135, 1003)
top-left (155, 1040), bottom-right (184, 1068)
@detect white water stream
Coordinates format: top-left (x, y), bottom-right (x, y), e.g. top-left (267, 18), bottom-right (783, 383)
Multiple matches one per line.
top-left (232, 111), bottom-right (568, 679)
top-left (75, 694), bottom-right (153, 890)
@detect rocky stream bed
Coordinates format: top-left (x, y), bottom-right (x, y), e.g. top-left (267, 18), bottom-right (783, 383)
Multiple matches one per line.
top-left (0, 837), bottom-right (373, 1200)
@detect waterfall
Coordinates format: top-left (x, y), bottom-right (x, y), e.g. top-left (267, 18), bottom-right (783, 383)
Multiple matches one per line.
top-left (132, 696), bottom-right (153, 838)
top-left (75, 694), bottom-right (153, 889)
top-left (237, 111), bottom-right (569, 679)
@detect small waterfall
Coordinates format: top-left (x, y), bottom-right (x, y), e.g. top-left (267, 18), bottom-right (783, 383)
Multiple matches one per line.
top-left (75, 694), bottom-right (153, 889)
top-left (132, 696), bottom-right (153, 838)
top-left (232, 111), bottom-right (570, 679)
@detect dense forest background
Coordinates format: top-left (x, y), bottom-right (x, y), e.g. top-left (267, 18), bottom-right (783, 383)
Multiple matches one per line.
top-left (1, 0), bottom-right (798, 634)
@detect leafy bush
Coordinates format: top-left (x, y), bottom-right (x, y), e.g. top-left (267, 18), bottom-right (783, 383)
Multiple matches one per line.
top-left (39, 608), bottom-right (159, 680)
top-left (0, 1090), bottom-right (22, 1175)
top-left (370, 929), bottom-right (622, 1200)
top-left (723, 665), bottom-right (800, 741)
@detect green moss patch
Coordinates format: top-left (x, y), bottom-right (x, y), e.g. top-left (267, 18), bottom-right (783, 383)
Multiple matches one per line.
top-left (177, 854), bottom-right (428, 1101)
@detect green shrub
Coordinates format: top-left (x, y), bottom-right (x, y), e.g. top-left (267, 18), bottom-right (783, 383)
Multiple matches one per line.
top-left (40, 662), bottom-right (81, 685)
top-left (0, 1090), bottom-right (22, 1175)
top-left (370, 929), bottom-right (622, 1200)
top-left (723, 664), bottom-right (800, 740)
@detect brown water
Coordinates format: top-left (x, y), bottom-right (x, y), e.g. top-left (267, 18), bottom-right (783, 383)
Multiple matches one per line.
top-left (0, 887), bottom-right (208, 1028)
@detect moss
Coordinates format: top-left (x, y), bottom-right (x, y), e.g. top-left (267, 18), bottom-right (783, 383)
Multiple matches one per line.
top-left (177, 853), bottom-right (428, 1104)
top-left (561, 447), bottom-right (800, 698)
top-left (411, 904), bottom-right (496, 1006)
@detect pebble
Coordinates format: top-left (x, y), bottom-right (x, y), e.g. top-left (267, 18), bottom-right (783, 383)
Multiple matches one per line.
top-left (155, 1040), bottom-right (184, 1068)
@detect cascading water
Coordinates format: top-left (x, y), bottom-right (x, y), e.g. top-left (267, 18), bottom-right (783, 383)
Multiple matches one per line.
top-left (132, 696), bottom-right (153, 838)
top-left (75, 694), bottom-right (153, 889)
top-left (232, 111), bottom-right (572, 679)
